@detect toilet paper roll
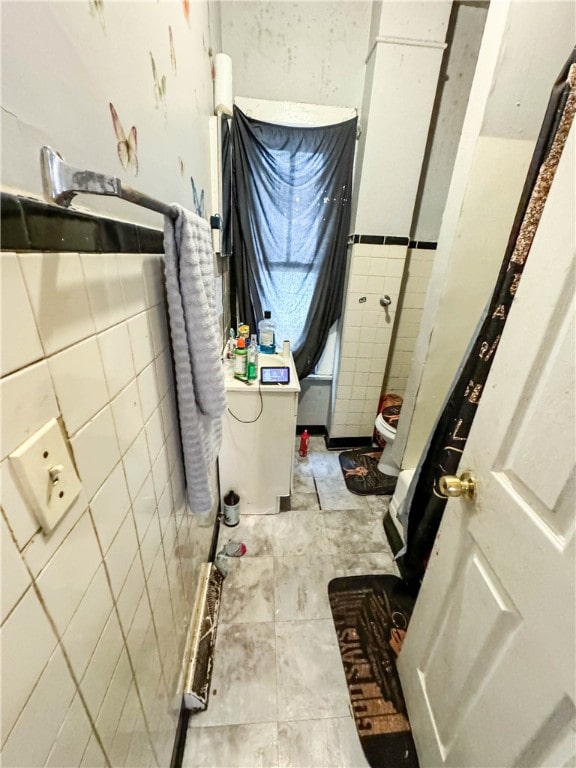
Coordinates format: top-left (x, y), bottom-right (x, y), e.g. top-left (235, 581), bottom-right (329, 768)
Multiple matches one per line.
top-left (214, 53), bottom-right (233, 116)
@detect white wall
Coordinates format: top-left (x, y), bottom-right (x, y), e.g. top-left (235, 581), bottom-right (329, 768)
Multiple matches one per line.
top-left (412, 1), bottom-right (488, 241)
top-left (352, 39), bottom-right (449, 235)
top-left (394, 0), bottom-right (576, 469)
top-left (1, 1), bottom-right (216, 227)
top-left (481, 1), bottom-right (573, 140)
top-left (221, 1), bottom-right (372, 110)
top-left (234, 96), bottom-right (356, 125)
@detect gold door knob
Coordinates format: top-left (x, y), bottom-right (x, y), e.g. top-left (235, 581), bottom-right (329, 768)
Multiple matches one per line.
top-left (439, 471), bottom-right (477, 501)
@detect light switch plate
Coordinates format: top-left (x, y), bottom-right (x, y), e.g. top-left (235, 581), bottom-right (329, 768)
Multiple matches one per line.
top-left (9, 418), bottom-right (82, 534)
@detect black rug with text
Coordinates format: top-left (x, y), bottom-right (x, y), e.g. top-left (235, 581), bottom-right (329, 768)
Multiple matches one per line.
top-left (328, 575), bottom-right (419, 768)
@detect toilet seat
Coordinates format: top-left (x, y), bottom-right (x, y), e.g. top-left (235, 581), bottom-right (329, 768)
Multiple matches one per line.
top-left (375, 412), bottom-right (396, 442)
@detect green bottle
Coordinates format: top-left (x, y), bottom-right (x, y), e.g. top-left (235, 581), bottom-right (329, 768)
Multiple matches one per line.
top-left (233, 337), bottom-right (247, 379)
top-left (247, 334), bottom-right (258, 380)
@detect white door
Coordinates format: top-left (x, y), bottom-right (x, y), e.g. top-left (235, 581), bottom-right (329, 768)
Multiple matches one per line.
top-left (397, 124), bottom-right (575, 767)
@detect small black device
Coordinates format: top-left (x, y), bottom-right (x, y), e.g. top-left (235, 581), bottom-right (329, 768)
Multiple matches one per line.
top-left (260, 366), bottom-right (290, 385)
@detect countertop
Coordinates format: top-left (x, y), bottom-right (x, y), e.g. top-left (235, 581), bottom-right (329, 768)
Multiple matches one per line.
top-left (223, 351), bottom-right (301, 394)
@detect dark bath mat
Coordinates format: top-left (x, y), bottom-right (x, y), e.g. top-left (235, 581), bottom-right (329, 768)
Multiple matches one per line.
top-left (328, 575), bottom-right (419, 768)
top-left (339, 448), bottom-right (398, 495)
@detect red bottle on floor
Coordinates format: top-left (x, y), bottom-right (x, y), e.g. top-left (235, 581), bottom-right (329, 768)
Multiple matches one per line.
top-left (299, 429), bottom-right (309, 457)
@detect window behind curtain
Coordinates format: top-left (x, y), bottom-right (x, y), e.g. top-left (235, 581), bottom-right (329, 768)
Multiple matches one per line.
top-left (231, 106), bottom-right (357, 380)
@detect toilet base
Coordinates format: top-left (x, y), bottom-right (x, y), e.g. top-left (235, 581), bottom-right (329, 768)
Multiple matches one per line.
top-left (377, 443), bottom-right (400, 477)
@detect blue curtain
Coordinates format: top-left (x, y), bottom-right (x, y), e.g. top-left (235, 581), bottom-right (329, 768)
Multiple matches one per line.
top-left (231, 107), bottom-right (357, 379)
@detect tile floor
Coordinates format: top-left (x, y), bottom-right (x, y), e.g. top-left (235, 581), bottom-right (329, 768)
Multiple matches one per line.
top-left (183, 437), bottom-right (399, 767)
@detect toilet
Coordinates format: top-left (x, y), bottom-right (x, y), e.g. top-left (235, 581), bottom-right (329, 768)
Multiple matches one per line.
top-left (374, 412), bottom-right (400, 477)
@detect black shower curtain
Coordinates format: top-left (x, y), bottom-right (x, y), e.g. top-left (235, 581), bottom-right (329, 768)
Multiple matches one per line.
top-left (231, 106), bottom-right (357, 379)
top-left (403, 48), bottom-right (576, 586)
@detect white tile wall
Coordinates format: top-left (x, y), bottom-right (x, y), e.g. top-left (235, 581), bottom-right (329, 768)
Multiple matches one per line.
top-left (106, 680), bottom-right (142, 766)
top-left (80, 609), bottom-right (125, 719)
top-left (0, 513), bottom-right (32, 624)
top-left (128, 310), bottom-right (155, 373)
top-left (18, 253), bottom-right (96, 356)
top-left (0, 360), bottom-right (60, 461)
top-left (60, 565), bottom-right (115, 680)
top-left (45, 693), bottom-right (94, 768)
top-left (139, 361), bottom-right (161, 420)
top-left (329, 244), bottom-right (435, 439)
top-left (123, 427), bottom-right (152, 500)
top-left (80, 733), bottom-right (108, 768)
top-left (104, 510), bottom-right (140, 597)
top-left (330, 243), bottom-right (408, 439)
top-left (90, 462), bottom-right (132, 554)
top-left (0, 249), bottom-right (215, 765)
top-left (112, 379), bottom-right (144, 455)
top-left (146, 407), bottom-right (165, 465)
top-left (1, 644), bottom-right (77, 768)
top-left (1, 585), bottom-right (58, 743)
top-left (69, 405), bottom-right (122, 500)
top-left (98, 322), bottom-right (136, 398)
top-left (0, 253), bottom-right (43, 377)
top-left (131, 474), bottom-right (158, 544)
top-left (34, 511), bottom-right (103, 636)
top-left (155, 347), bottom-right (174, 396)
top-left (115, 553), bottom-right (148, 635)
top-left (90, 649), bottom-right (134, 760)
top-left (382, 248), bottom-right (434, 396)
top-left (80, 254), bottom-right (127, 332)
top-left (48, 336), bottom-right (109, 435)
top-left (0, 460), bottom-right (39, 549)
top-left (22, 489), bottom-right (89, 579)
top-left (116, 254), bottom-right (148, 317)
top-left (152, 445), bottom-right (171, 500)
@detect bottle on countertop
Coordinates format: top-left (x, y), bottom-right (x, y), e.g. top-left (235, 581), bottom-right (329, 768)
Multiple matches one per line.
top-left (247, 333), bottom-right (258, 380)
top-left (234, 337), bottom-right (247, 379)
top-left (226, 328), bottom-right (236, 358)
top-left (299, 429), bottom-right (309, 457)
top-left (223, 490), bottom-right (240, 526)
top-left (258, 310), bottom-right (276, 354)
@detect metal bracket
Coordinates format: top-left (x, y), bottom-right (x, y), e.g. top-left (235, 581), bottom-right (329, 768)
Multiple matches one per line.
top-left (40, 146), bottom-right (176, 218)
top-left (41, 146), bottom-right (121, 208)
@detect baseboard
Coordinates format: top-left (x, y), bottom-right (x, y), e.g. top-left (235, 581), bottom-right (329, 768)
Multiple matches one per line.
top-left (182, 564), bottom-right (224, 712)
top-left (324, 435), bottom-right (373, 451)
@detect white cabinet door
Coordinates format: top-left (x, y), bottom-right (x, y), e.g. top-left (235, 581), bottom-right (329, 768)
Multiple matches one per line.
top-left (220, 388), bottom-right (298, 514)
top-left (219, 353), bottom-right (300, 515)
top-left (397, 125), bottom-right (575, 767)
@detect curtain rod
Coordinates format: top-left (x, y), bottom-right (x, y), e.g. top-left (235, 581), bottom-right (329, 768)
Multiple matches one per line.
top-left (40, 146), bottom-right (177, 220)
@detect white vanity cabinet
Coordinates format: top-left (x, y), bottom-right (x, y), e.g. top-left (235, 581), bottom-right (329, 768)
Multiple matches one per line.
top-left (219, 353), bottom-right (300, 515)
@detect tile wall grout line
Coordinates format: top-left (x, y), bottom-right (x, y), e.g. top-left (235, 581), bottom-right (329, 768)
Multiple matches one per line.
top-left (87, 505), bottom-right (162, 766)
